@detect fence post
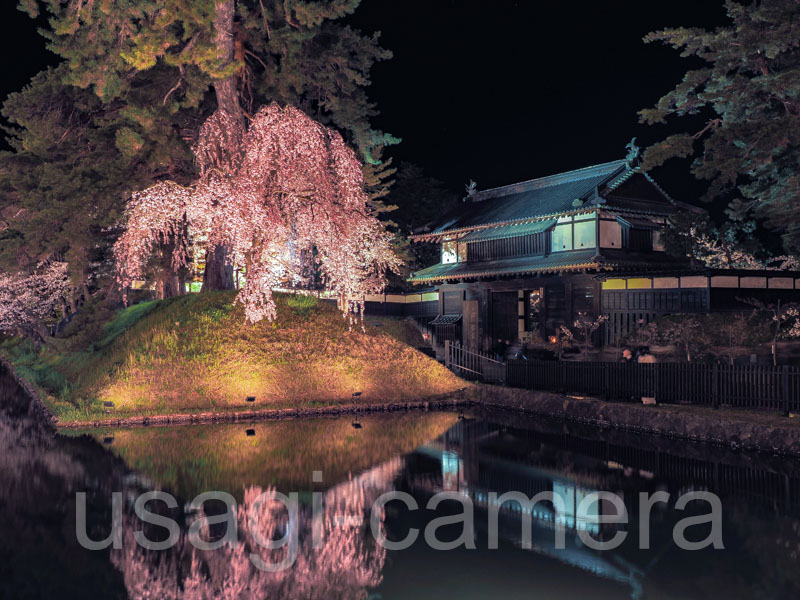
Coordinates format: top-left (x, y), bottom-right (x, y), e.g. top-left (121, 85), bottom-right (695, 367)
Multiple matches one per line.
top-left (712, 363), bottom-right (719, 410)
top-left (783, 365), bottom-right (790, 418)
top-left (653, 363), bottom-right (659, 405)
top-left (561, 361), bottom-right (568, 394)
top-left (444, 340), bottom-right (451, 369)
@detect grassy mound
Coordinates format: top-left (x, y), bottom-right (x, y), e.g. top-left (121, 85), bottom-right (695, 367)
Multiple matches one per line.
top-left (2, 291), bottom-right (464, 422)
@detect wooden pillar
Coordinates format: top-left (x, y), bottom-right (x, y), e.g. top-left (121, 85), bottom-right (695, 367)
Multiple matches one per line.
top-left (564, 278), bottom-right (574, 326)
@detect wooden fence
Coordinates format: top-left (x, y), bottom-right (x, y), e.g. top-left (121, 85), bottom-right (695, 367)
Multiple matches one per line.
top-left (445, 341), bottom-right (505, 384)
top-left (443, 341), bottom-right (800, 415)
top-left (503, 359), bottom-right (800, 416)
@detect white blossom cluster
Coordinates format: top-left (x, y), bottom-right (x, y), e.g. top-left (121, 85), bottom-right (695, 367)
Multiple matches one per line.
top-left (689, 228), bottom-right (799, 271)
top-left (0, 261), bottom-right (71, 337)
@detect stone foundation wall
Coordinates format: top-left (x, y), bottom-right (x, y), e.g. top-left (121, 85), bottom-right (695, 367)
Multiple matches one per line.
top-left (467, 384), bottom-right (800, 456)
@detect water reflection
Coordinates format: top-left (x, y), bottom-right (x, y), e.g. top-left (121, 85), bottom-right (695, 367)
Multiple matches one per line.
top-left (0, 366), bottom-right (128, 597)
top-left (2, 364), bottom-right (800, 599)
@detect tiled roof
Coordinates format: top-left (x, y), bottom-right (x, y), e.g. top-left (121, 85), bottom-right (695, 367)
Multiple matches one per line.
top-left (408, 249), bottom-right (689, 283)
top-left (412, 158), bottom-right (701, 242)
top-left (459, 218), bottom-right (557, 242)
top-left (426, 160), bottom-right (628, 236)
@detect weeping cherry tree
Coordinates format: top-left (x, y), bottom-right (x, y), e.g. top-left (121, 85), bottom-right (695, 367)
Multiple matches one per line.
top-left (113, 103), bottom-right (400, 323)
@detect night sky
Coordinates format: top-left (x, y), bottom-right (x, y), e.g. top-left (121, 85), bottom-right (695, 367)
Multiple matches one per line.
top-left (1, 1), bottom-right (728, 202)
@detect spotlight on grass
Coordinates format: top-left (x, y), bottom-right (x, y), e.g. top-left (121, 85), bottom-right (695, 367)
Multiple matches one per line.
top-left (246, 428), bottom-right (255, 437)
top-left (103, 436), bottom-right (114, 445)
top-left (352, 391), bottom-right (362, 398)
top-left (103, 401), bottom-right (115, 408)
top-left (246, 396), bottom-right (256, 403)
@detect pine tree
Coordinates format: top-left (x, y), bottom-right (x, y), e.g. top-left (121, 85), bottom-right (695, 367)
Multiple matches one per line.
top-left (639, 0), bottom-right (800, 254)
top-left (0, 66), bottom-right (184, 305)
top-left (6, 0), bottom-right (397, 296)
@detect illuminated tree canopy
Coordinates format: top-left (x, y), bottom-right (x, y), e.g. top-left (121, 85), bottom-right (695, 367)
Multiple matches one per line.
top-left (0, 261), bottom-right (71, 340)
top-left (2, 0), bottom-right (398, 306)
top-left (114, 103), bottom-right (400, 322)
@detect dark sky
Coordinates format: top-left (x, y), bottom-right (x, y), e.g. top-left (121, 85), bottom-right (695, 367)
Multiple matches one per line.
top-left (1, 1), bottom-right (728, 201)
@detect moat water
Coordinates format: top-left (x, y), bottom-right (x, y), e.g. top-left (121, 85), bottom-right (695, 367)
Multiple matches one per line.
top-left (1, 365), bottom-right (800, 599)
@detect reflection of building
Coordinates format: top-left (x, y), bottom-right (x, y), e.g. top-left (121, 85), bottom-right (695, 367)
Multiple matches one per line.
top-left (406, 419), bottom-right (643, 595)
top-left (409, 149), bottom-right (800, 348)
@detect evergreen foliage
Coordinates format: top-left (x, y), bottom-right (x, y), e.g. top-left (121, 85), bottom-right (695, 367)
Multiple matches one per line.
top-left (640, 0), bottom-right (800, 253)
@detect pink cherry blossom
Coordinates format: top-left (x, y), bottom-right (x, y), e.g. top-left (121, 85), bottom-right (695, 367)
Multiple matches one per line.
top-left (114, 103), bottom-right (400, 322)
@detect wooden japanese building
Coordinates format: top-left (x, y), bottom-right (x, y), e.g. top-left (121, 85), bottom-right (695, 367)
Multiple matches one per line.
top-left (408, 152), bottom-right (800, 349)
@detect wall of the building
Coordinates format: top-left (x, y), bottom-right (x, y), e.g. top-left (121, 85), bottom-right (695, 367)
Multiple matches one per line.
top-left (436, 274), bottom-right (602, 351)
top-left (361, 292), bottom-right (439, 319)
top-left (406, 270), bottom-right (800, 350)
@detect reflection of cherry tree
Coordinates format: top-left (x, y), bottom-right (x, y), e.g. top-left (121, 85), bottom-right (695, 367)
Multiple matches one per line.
top-left (111, 458), bottom-right (403, 599)
top-left (114, 104), bottom-right (400, 323)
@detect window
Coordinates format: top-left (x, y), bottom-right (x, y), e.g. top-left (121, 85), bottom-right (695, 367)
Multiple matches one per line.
top-left (653, 230), bottom-right (665, 251)
top-left (442, 240), bottom-right (458, 264)
top-left (573, 220), bottom-right (597, 249)
top-left (550, 213), bottom-right (597, 252)
top-left (467, 232), bottom-right (548, 260)
top-left (551, 224), bottom-right (573, 252)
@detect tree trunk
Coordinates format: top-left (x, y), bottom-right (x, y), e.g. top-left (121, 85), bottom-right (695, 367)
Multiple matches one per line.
top-left (202, 0), bottom-right (241, 291)
top-left (156, 271), bottom-right (182, 299)
top-left (202, 245), bottom-right (235, 292)
top-left (155, 245), bottom-right (184, 299)
top-left (213, 0), bottom-right (242, 122)
top-left (773, 302), bottom-right (781, 366)
top-left (773, 336), bottom-right (778, 366)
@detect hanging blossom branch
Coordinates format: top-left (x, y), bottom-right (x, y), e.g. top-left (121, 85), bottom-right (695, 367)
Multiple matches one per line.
top-left (0, 261), bottom-right (72, 340)
top-left (114, 103), bottom-right (400, 323)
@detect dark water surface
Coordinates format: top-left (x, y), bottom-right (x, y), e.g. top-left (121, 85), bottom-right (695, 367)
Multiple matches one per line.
top-left (2, 366), bottom-right (800, 600)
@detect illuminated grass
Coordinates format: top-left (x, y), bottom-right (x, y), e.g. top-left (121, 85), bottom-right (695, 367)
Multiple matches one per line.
top-left (2, 292), bottom-right (464, 421)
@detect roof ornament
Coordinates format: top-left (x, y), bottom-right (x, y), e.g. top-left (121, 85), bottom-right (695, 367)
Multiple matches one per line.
top-left (625, 137), bottom-right (640, 169)
top-left (465, 179), bottom-right (477, 199)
